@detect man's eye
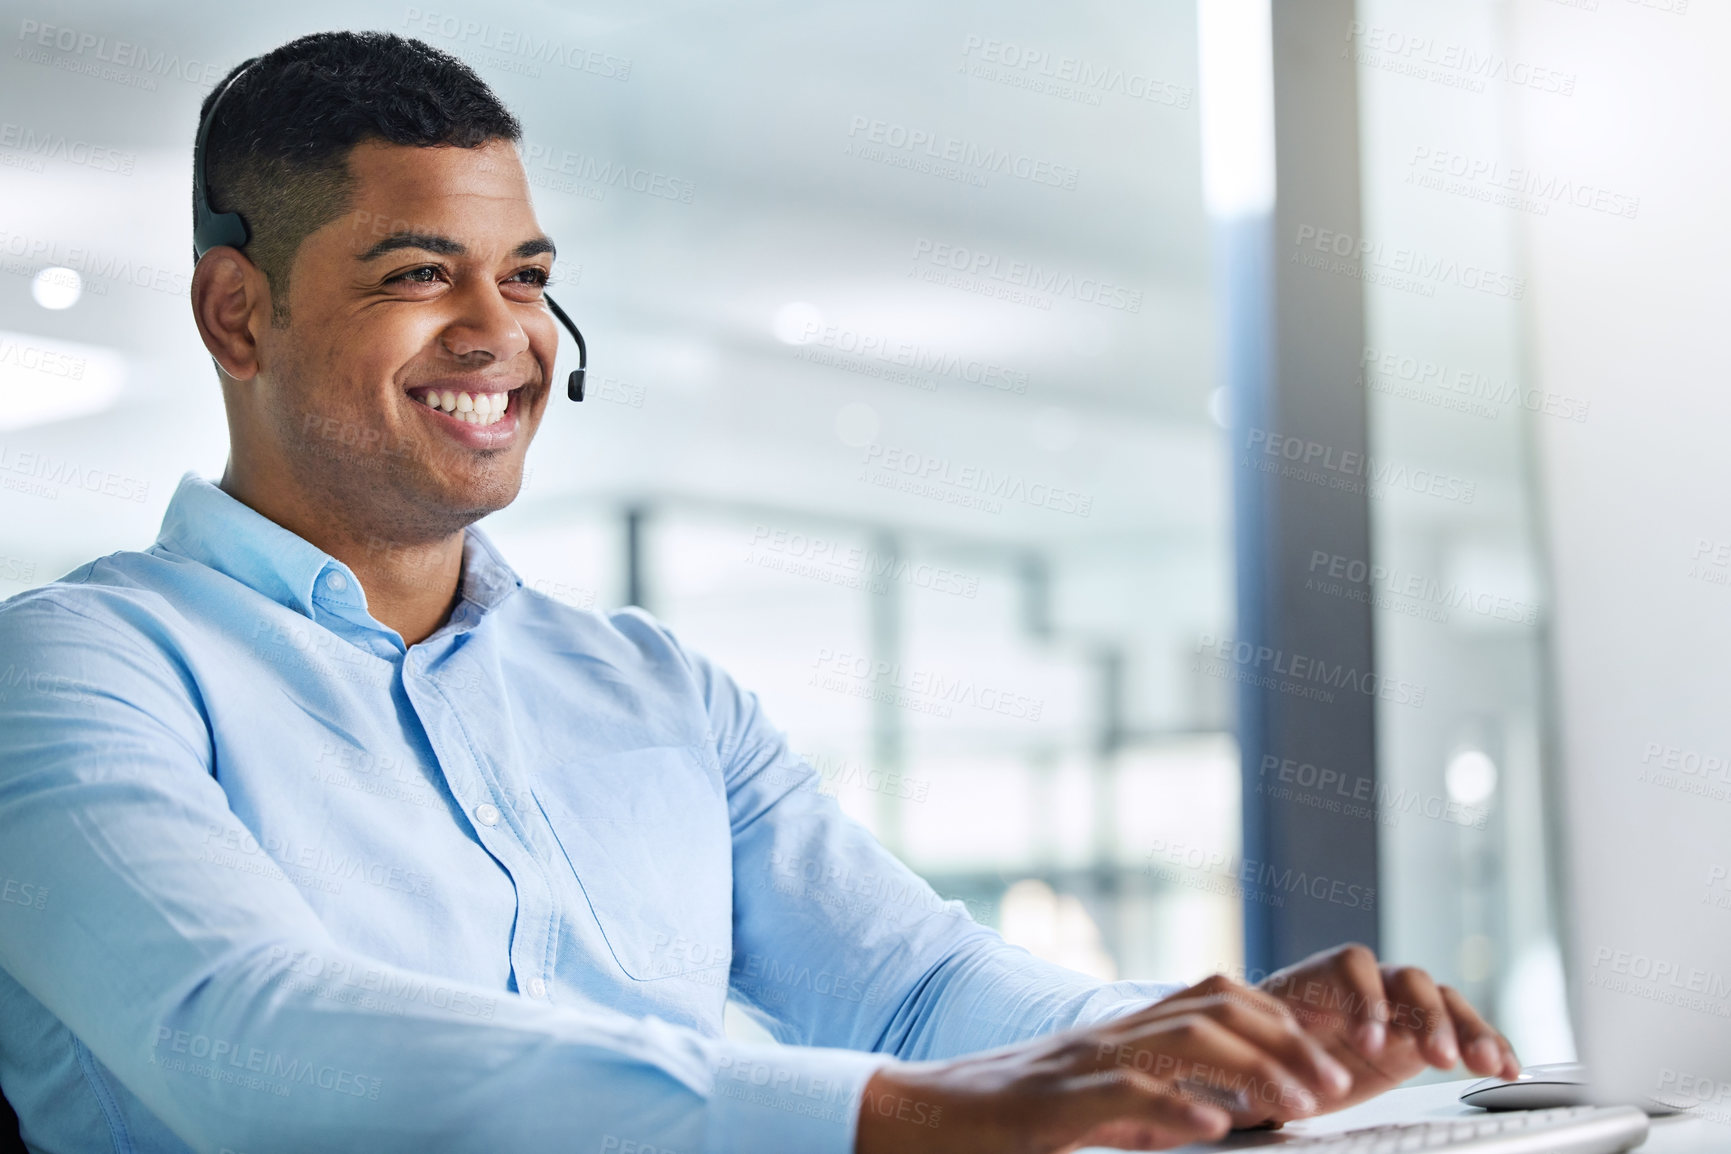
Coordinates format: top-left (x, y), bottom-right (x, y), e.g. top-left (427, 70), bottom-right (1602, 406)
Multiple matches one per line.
top-left (513, 267), bottom-right (550, 287)
top-left (388, 266), bottom-right (444, 285)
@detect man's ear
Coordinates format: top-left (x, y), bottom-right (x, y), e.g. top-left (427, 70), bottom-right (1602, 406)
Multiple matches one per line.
top-left (191, 247), bottom-right (270, 381)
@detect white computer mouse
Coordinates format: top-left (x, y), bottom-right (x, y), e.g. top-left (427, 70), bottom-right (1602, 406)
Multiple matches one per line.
top-left (1460, 1063), bottom-right (1594, 1111)
top-left (1461, 1063), bottom-right (1687, 1115)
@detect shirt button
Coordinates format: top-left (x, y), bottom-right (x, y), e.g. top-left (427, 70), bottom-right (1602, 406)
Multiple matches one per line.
top-left (527, 977), bottom-right (547, 998)
top-left (325, 571), bottom-right (349, 593)
top-left (473, 803), bottom-right (501, 827)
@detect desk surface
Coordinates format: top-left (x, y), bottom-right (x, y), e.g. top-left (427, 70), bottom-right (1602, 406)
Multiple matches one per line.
top-left (1078, 1077), bottom-right (1726, 1153)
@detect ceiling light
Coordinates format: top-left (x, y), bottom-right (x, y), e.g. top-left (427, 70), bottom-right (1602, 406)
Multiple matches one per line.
top-left (31, 266), bottom-right (83, 310)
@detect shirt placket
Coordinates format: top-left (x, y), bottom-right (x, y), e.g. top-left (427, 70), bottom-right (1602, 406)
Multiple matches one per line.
top-left (401, 635), bottom-right (559, 1004)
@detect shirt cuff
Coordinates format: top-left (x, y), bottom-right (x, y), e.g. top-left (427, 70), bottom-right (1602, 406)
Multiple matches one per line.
top-left (705, 1042), bottom-right (896, 1154)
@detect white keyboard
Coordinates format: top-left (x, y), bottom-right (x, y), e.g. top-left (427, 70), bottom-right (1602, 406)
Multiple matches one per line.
top-left (1269, 1105), bottom-right (1649, 1153)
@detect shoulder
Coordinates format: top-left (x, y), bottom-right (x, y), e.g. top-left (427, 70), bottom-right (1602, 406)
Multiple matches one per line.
top-left (0, 548), bottom-right (191, 661)
top-left (505, 591), bottom-right (692, 671)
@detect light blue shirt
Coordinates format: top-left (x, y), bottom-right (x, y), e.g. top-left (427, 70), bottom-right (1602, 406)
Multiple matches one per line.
top-left (0, 472), bottom-right (1176, 1154)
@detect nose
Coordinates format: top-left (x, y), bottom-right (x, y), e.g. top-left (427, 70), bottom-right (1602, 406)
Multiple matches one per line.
top-left (439, 278), bottom-right (531, 366)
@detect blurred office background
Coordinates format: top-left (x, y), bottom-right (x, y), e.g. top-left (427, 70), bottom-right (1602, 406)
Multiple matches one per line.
top-left (7, 0), bottom-right (1702, 1069)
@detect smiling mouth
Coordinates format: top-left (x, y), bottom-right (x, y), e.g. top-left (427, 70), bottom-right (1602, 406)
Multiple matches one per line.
top-left (409, 385), bottom-right (516, 426)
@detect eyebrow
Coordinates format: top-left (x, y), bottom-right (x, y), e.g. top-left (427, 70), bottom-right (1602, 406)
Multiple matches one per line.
top-left (355, 231), bottom-right (556, 262)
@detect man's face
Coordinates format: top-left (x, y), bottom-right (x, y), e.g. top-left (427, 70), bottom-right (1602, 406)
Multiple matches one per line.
top-left (253, 138), bottom-right (560, 540)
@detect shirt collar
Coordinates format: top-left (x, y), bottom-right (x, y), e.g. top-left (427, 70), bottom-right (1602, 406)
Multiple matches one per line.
top-left (154, 471), bottom-right (522, 624)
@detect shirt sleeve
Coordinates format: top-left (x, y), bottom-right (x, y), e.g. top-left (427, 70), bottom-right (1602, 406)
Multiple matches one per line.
top-left (0, 595), bottom-right (885, 1154)
top-left (667, 622), bottom-right (1185, 1071)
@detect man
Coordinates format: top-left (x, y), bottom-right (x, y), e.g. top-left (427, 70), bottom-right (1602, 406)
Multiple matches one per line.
top-left (0, 31), bottom-right (1519, 1154)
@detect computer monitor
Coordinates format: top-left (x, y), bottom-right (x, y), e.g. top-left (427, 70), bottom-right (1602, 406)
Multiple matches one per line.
top-left (1548, 604), bottom-right (1731, 1122)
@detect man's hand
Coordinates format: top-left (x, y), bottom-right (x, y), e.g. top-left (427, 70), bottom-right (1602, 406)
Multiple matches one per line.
top-left (1257, 943), bottom-right (1522, 1110)
top-left (855, 973), bottom-right (1356, 1154)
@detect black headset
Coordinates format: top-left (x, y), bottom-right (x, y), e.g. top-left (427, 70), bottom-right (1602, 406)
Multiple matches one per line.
top-left (192, 58), bottom-right (588, 401)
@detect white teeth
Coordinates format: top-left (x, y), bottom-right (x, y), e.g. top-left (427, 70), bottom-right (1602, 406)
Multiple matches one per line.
top-left (414, 388), bottom-right (510, 425)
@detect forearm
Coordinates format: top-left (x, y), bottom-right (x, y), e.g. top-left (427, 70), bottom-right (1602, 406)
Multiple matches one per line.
top-left (869, 930), bottom-right (1184, 1061)
top-left (22, 927), bottom-right (892, 1154)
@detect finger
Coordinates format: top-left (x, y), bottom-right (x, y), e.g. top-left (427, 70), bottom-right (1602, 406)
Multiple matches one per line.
top-left (1129, 971), bottom-right (1253, 1020)
top-left (1106, 1012), bottom-right (1323, 1126)
top-left (1130, 973), bottom-right (1303, 1034)
top-left (1195, 993), bottom-right (1355, 1102)
top-left (1380, 965), bottom-right (1458, 1068)
top-left (1439, 984), bottom-right (1522, 1079)
top-left (1275, 943), bottom-right (1390, 1058)
top-left (1066, 1069), bottom-right (1235, 1151)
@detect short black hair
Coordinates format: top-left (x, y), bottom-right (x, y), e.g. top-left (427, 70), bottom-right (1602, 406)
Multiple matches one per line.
top-left (196, 31), bottom-right (522, 323)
